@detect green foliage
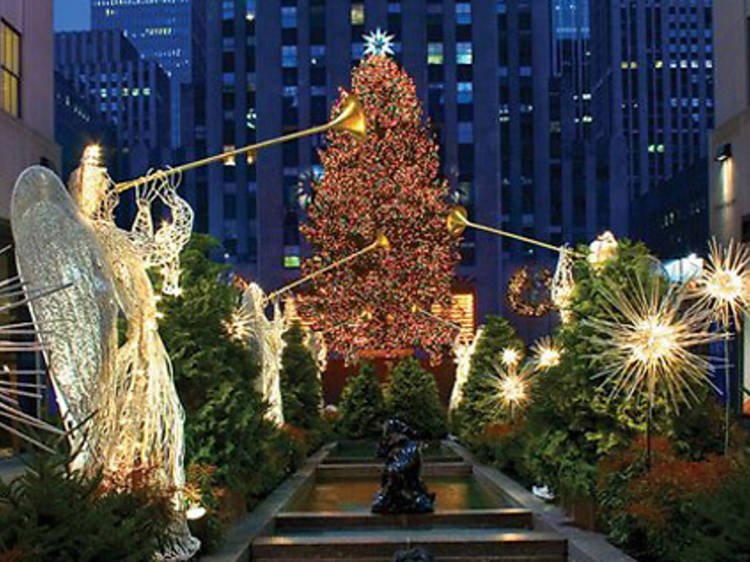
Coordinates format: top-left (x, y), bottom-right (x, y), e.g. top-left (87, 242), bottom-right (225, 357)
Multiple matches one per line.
top-left (453, 316), bottom-right (522, 438)
top-left (158, 235), bottom-right (277, 499)
top-left (674, 468), bottom-right (750, 561)
top-left (385, 358), bottom-right (447, 439)
top-left (280, 322), bottom-right (322, 430)
top-left (522, 240), bottom-right (673, 496)
top-left (336, 362), bottom-right (386, 439)
top-left (0, 455), bottom-right (172, 562)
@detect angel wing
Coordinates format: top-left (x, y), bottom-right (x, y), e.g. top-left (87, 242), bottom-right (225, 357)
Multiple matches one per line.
top-left (10, 166), bottom-right (119, 467)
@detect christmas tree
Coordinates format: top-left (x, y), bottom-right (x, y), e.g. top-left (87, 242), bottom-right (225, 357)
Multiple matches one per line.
top-left (299, 55), bottom-right (459, 363)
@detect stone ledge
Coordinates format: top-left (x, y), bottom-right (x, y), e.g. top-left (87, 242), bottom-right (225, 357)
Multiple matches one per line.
top-left (443, 440), bottom-right (637, 562)
top-left (198, 443), bottom-right (336, 562)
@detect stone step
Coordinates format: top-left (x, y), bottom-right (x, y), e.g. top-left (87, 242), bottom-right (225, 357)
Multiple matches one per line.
top-left (252, 529), bottom-right (567, 561)
top-left (316, 462), bottom-right (473, 479)
top-left (274, 509), bottom-right (534, 532)
top-left (321, 455), bottom-right (463, 465)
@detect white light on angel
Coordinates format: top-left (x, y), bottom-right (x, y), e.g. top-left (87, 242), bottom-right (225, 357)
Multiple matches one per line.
top-left (588, 231), bottom-right (618, 272)
top-left (449, 328), bottom-right (483, 412)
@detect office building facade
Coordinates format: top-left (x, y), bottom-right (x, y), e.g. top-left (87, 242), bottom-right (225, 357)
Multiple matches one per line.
top-left (710, 1), bottom-right (750, 417)
top-left (590, 0), bottom-right (714, 242)
top-left (184, 0), bottom-right (611, 330)
top-left (54, 29), bottom-right (171, 179)
top-left (91, 0), bottom-right (195, 147)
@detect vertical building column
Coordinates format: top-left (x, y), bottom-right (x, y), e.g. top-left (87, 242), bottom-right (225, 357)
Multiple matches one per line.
top-left (256, 1), bottom-right (284, 291)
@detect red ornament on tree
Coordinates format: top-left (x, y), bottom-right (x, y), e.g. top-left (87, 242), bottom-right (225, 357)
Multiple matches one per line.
top-left (298, 55), bottom-right (459, 364)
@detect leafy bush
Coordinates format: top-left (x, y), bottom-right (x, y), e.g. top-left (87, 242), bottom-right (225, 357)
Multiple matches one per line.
top-left (158, 235), bottom-right (278, 500)
top-left (453, 316), bottom-right (522, 438)
top-left (385, 358), bottom-right (447, 439)
top-left (337, 362), bottom-right (386, 439)
top-left (0, 455), bottom-right (172, 562)
top-left (596, 437), bottom-right (740, 561)
top-left (280, 322), bottom-right (322, 431)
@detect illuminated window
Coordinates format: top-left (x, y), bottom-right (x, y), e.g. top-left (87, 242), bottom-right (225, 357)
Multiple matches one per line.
top-left (351, 3), bottom-right (365, 25)
top-left (427, 42), bottom-right (443, 65)
top-left (281, 6), bottom-right (297, 28)
top-left (223, 145), bottom-right (236, 166)
top-left (431, 292), bottom-right (475, 340)
top-left (456, 42), bottom-right (472, 65)
top-left (457, 82), bottom-right (473, 104)
top-left (284, 255), bottom-right (300, 269)
top-left (1, 20), bottom-right (21, 117)
top-left (455, 2), bottom-right (472, 25)
top-left (282, 45), bottom-right (297, 68)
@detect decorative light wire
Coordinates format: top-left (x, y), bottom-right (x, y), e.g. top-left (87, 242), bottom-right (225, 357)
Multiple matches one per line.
top-left (532, 336), bottom-right (562, 371)
top-left (449, 328), bottom-right (483, 412)
top-left (552, 247), bottom-right (576, 323)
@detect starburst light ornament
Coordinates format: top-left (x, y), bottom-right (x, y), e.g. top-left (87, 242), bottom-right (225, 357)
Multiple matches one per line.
top-left (584, 274), bottom-right (723, 410)
top-left (500, 347), bottom-right (522, 370)
top-left (363, 28), bottom-right (396, 57)
top-left (483, 360), bottom-right (535, 420)
top-left (532, 336), bottom-right (562, 371)
top-left (690, 238), bottom-right (750, 329)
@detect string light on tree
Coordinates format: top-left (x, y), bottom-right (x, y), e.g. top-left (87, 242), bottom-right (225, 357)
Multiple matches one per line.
top-left (532, 336), bottom-right (562, 371)
top-left (363, 28), bottom-right (396, 57)
top-left (298, 55), bottom-right (459, 363)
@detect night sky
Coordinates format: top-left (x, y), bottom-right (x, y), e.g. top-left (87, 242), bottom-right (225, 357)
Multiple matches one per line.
top-left (54, 0), bottom-right (90, 31)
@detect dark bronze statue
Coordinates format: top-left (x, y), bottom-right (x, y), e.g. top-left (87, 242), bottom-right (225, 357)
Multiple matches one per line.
top-left (371, 418), bottom-right (435, 514)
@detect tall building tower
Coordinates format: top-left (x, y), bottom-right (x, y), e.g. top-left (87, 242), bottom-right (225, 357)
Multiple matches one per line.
top-left (91, 0), bottom-right (195, 147)
top-left (590, 0), bottom-right (714, 240)
top-left (184, 1), bottom-right (623, 328)
top-left (0, 0), bottom-right (60, 249)
top-left (54, 30), bottom-right (172, 178)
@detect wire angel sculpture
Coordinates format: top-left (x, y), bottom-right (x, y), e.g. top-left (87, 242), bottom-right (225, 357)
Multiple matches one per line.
top-left (11, 152), bottom-right (199, 560)
top-left (0, 247), bottom-right (69, 452)
top-left (449, 327), bottom-right (483, 413)
top-left (238, 282), bottom-right (286, 426)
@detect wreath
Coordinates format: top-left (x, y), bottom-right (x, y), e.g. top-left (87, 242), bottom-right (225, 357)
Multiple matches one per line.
top-left (507, 266), bottom-right (553, 317)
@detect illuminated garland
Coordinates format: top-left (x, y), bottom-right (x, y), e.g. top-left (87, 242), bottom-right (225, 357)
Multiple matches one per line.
top-left (506, 266), bottom-right (553, 317)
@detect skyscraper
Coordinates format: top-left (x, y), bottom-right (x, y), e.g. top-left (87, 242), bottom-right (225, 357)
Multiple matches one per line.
top-left (590, 0), bottom-right (714, 238)
top-left (91, 0), bottom-right (195, 147)
top-left (182, 0), bottom-right (611, 331)
top-left (54, 30), bottom-right (172, 178)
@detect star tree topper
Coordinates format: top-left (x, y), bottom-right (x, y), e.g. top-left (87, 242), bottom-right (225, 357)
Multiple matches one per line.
top-left (363, 28), bottom-right (395, 57)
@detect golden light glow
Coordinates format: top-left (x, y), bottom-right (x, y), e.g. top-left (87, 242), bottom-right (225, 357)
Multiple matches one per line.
top-left (588, 231), bottom-right (618, 272)
top-left (500, 347), bottom-right (522, 369)
top-left (449, 328), bottom-right (483, 412)
top-left (552, 248), bottom-right (575, 323)
top-left (186, 505), bottom-right (207, 521)
top-left (690, 238), bottom-right (750, 329)
top-left (224, 309), bottom-right (252, 342)
top-left (482, 360), bottom-right (535, 418)
top-left (585, 275), bottom-right (724, 409)
top-left (431, 292), bottom-right (475, 341)
top-left (532, 336), bottom-right (562, 370)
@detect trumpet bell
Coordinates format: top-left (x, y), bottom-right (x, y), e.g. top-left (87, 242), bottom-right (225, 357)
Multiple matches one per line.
top-left (375, 232), bottom-right (391, 251)
top-left (330, 95), bottom-right (367, 141)
top-left (447, 206), bottom-right (468, 237)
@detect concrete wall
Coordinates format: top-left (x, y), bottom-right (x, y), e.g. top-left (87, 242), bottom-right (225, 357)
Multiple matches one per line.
top-left (710, 0), bottom-right (750, 242)
top-left (0, 0), bottom-right (59, 222)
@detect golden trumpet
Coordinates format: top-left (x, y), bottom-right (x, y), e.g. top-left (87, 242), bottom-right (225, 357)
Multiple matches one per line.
top-left (115, 95), bottom-right (367, 193)
top-left (447, 206), bottom-right (584, 258)
top-left (264, 233), bottom-right (389, 304)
